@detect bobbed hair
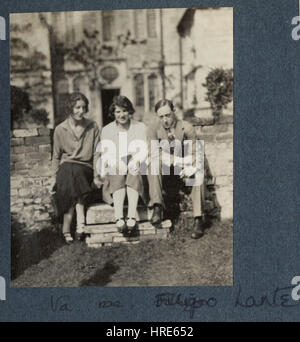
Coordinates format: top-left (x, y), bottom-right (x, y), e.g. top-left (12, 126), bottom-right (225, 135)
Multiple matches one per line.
top-left (65, 92), bottom-right (89, 116)
top-left (108, 95), bottom-right (135, 119)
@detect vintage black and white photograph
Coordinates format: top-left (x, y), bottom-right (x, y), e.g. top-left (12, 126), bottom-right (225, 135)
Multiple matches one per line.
top-left (10, 7), bottom-right (233, 287)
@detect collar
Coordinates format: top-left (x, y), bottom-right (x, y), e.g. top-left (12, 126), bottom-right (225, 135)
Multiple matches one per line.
top-left (114, 118), bottom-right (132, 130)
top-left (158, 117), bottom-right (184, 142)
top-left (61, 117), bottom-right (92, 132)
top-left (158, 115), bottom-right (178, 134)
top-left (169, 116), bottom-right (178, 131)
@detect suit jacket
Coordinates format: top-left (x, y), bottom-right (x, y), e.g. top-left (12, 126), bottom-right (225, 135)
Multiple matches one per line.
top-left (147, 117), bottom-right (200, 168)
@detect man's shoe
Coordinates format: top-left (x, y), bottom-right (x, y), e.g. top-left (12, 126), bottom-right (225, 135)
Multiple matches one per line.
top-left (191, 217), bottom-right (204, 239)
top-left (150, 204), bottom-right (162, 226)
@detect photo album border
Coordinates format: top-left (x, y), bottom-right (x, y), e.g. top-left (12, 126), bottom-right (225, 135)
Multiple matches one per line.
top-left (0, 0), bottom-right (299, 323)
top-left (9, 6), bottom-right (234, 288)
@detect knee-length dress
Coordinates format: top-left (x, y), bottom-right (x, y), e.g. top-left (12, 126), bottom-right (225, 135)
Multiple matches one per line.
top-left (52, 118), bottom-right (100, 220)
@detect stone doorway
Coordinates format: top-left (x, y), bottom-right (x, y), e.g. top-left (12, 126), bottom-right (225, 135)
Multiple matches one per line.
top-left (101, 88), bottom-right (120, 126)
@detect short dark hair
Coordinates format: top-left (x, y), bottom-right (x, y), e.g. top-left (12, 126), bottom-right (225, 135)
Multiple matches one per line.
top-left (65, 92), bottom-right (89, 116)
top-left (108, 95), bottom-right (135, 119)
top-left (154, 99), bottom-right (175, 113)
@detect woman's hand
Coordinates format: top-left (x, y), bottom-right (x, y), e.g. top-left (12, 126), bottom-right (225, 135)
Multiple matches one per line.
top-left (49, 177), bottom-right (56, 195)
top-left (93, 176), bottom-right (103, 189)
top-left (128, 160), bottom-right (140, 175)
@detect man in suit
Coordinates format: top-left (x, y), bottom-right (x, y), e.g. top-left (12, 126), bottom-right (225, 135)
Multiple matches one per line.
top-left (147, 99), bottom-right (205, 239)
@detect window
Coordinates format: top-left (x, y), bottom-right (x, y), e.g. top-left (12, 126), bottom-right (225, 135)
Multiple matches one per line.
top-left (134, 10), bottom-right (145, 40)
top-left (148, 74), bottom-right (158, 111)
top-left (102, 11), bottom-right (115, 42)
top-left (147, 9), bottom-right (157, 38)
top-left (134, 74), bottom-right (144, 107)
top-left (65, 12), bottom-right (75, 47)
top-left (73, 76), bottom-right (85, 93)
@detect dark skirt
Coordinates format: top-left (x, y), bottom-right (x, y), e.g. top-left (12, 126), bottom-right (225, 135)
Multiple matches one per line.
top-left (53, 162), bottom-right (93, 221)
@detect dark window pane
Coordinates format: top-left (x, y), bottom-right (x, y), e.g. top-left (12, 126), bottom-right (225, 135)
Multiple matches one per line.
top-left (55, 79), bottom-right (69, 124)
top-left (102, 11), bottom-right (114, 41)
top-left (148, 74), bottom-right (158, 110)
top-left (134, 74), bottom-right (144, 107)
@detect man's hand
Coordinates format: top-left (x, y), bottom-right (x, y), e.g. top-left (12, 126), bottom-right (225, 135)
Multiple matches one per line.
top-left (161, 151), bottom-right (175, 167)
top-left (179, 166), bottom-right (197, 179)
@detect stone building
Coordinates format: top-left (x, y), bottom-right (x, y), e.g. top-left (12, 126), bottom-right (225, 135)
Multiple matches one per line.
top-left (11, 9), bottom-right (187, 129)
top-left (10, 8), bottom-right (233, 126)
top-left (177, 7), bottom-right (233, 117)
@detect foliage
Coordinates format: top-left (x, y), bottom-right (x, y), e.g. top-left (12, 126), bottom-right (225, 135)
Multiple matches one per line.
top-left (28, 108), bottom-right (50, 127)
top-left (10, 28), bottom-right (48, 72)
top-left (11, 86), bottom-right (31, 126)
top-left (202, 68), bottom-right (233, 117)
top-left (11, 86), bottom-right (49, 128)
top-left (64, 30), bottom-right (113, 90)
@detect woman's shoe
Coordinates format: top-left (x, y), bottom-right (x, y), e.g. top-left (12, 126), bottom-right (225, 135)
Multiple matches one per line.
top-left (63, 233), bottom-right (74, 244)
top-left (76, 223), bottom-right (85, 241)
top-left (126, 217), bottom-right (137, 236)
top-left (116, 217), bottom-right (127, 234)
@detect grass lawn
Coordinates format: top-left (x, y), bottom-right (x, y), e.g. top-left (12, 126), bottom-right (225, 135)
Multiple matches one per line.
top-left (12, 217), bottom-right (233, 287)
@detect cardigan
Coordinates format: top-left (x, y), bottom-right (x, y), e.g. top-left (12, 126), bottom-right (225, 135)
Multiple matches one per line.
top-left (99, 119), bottom-right (148, 176)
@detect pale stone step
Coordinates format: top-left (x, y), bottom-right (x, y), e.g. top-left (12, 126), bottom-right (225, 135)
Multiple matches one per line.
top-left (86, 226), bottom-right (169, 247)
top-left (86, 203), bottom-right (153, 225)
top-left (87, 231), bottom-right (168, 248)
top-left (84, 219), bottom-right (172, 234)
top-left (85, 226), bottom-right (169, 244)
top-left (88, 241), bottom-right (140, 248)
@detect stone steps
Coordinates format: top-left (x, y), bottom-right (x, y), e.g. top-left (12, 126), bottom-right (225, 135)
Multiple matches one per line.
top-left (85, 203), bottom-right (172, 248)
top-left (85, 219), bottom-right (172, 248)
top-left (86, 203), bottom-right (153, 225)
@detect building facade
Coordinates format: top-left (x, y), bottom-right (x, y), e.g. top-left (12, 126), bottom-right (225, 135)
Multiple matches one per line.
top-left (11, 9), bottom-right (186, 129)
top-left (177, 8), bottom-right (233, 118)
top-left (10, 8), bottom-right (233, 128)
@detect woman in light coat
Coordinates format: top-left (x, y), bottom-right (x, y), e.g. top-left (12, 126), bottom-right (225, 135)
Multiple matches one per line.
top-left (98, 96), bottom-right (148, 235)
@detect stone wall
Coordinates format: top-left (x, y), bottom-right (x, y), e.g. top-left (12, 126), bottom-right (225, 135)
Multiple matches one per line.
top-left (194, 114), bottom-right (233, 220)
top-left (10, 115), bottom-right (233, 227)
top-left (11, 128), bottom-right (53, 230)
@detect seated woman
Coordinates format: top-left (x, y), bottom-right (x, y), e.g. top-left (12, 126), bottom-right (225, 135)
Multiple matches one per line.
top-left (51, 92), bottom-right (102, 244)
top-left (98, 96), bottom-right (148, 235)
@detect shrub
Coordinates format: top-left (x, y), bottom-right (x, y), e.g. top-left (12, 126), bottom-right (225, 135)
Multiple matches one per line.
top-left (11, 86), bottom-right (49, 128)
top-left (203, 68), bottom-right (233, 117)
